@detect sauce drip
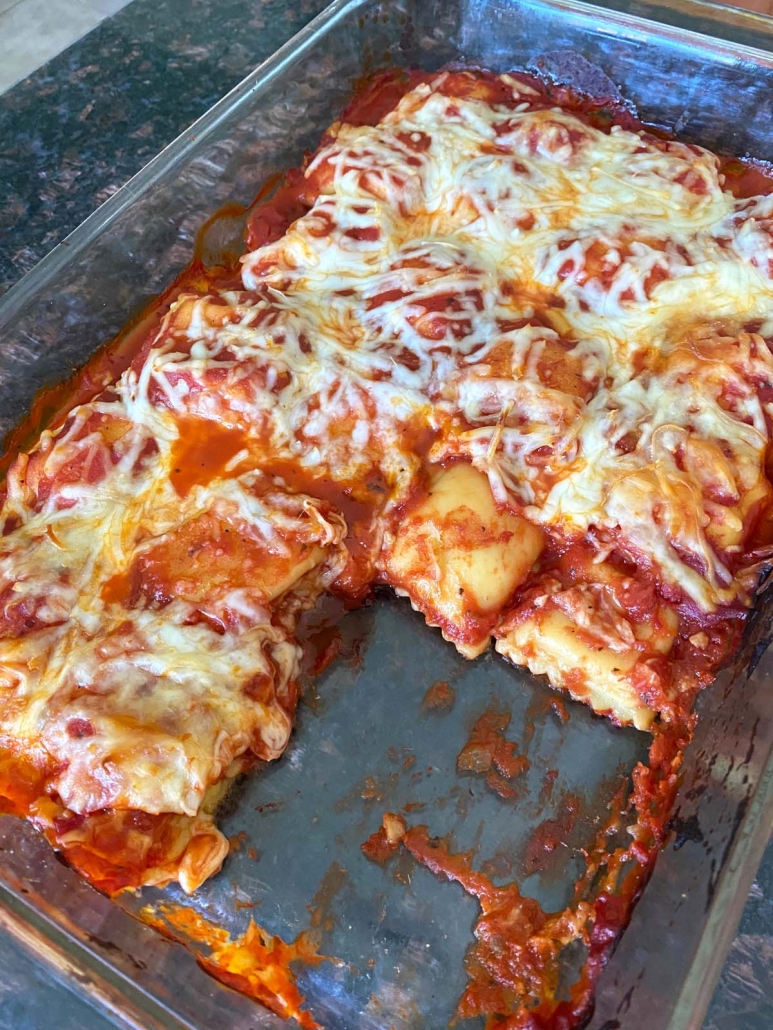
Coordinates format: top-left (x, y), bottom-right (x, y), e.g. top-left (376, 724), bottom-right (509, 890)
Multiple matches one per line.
top-left (141, 903), bottom-right (324, 1030)
top-left (457, 706), bottom-right (530, 799)
top-left (362, 727), bottom-right (679, 1030)
top-left (421, 679), bottom-right (456, 713)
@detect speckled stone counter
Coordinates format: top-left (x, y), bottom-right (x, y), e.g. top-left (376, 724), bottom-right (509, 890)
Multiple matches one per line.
top-left (0, 0), bottom-right (327, 296)
top-left (0, 1), bottom-right (771, 1028)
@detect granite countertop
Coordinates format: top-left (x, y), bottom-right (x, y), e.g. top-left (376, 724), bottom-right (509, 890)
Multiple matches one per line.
top-left (0, 0), bottom-right (329, 295)
top-left (0, 1), bottom-right (771, 1028)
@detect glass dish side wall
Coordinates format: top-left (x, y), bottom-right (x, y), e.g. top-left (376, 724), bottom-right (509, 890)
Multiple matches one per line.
top-left (0, 2), bottom-right (772, 1030)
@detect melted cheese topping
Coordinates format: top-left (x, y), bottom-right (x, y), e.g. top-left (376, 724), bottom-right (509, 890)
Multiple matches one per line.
top-left (0, 383), bottom-right (347, 887)
top-left (243, 74), bottom-right (773, 610)
top-left (2, 68), bottom-right (773, 891)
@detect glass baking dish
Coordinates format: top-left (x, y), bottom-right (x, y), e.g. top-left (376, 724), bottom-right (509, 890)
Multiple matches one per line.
top-left (1, 1), bottom-right (773, 1028)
